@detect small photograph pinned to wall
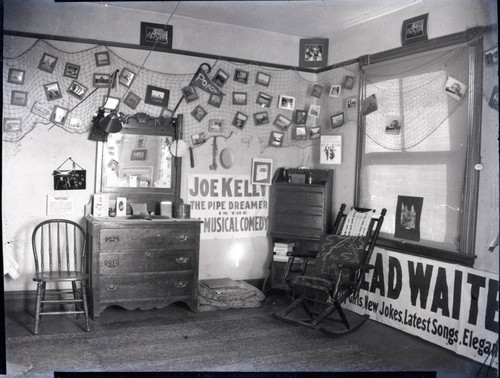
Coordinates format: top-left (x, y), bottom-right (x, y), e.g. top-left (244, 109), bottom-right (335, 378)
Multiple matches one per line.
top-left (278, 95), bottom-right (296, 111)
top-left (63, 63), bottom-right (80, 79)
top-left (234, 69), bottom-right (249, 84)
top-left (320, 135), bottom-right (342, 164)
top-left (119, 68), bottom-right (137, 88)
top-left (251, 158), bottom-right (273, 185)
top-left (3, 118), bottom-right (22, 132)
top-left (308, 105), bottom-right (321, 118)
top-left (273, 114), bottom-right (292, 130)
top-left (299, 38), bottom-right (328, 68)
top-left (394, 195), bottom-right (423, 242)
top-left (191, 105), bottom-right (208, 122)
top-left (8, 68), bottom-right (26, 85)
top-left (10, 90), bottom-right (28, 106)
top-left (208, 93), bottom-right (223, 108)
top-left (50, 105), bottom-right (69, 126)
top-left (69, 117), bottom-right (82, 129)
top-left (31, 101), bottom-right (53, 120)
top-left (182, 85), bottom-right (199, 103)
top-left (209, 119), bottom-right (223, 133)
top-left (256, 92), bottom-right (273, 108)
top-left (94, 51), bottom-right (110, 67)
top-left (385, 114), bottom-right (403, 135)
top-left (93, 73), bottom-right (113, 88)
top-left (329, 85), bottom-right (341, 98)
top-left (361, 94), bottom-right (378, 116)
top-left (294, 125), bottom-right (307, 141)
top-left (253, 111), bottom-right (270, 126)
top-left (343, 75), bottom-right (355, 90)
top-left (401, 13), bottom-right (428, 45)
top-left (232, 111), bottom-right (248, 129)
top-left (295, 110), bottom-right (308, 124)
top-left (123, 91), bottom-right (141, 110)
top-left (269, 131), bottom-right (284, 147)
top-left (346, 97), bottom-right (358, 110)
top-left (485, 46), bottom-right (498, 66)
top-left (38, 52), bottom-right (58, 73)
top-left (43, 82), bottom-right (63, 101)
top-left (308, 126), bottom-right (321, 140)
top-left (191, 132), bottom-right (206, 146)
top-left (67, 80), bottom-right (88, 101)
top-left (145, 85), bottom-right (170, 107)
top-left (130, 149), bottom-right (147, 161)
top-left (330, 112), bottom-right (344, 129)
top-left (488, 86), bottom-right (499, 111)
top-left (102, 96), bottom-right (120, 111)
top-left (212, 69), bottom-right (230, 88)
top-left (311, 84), bottom-right (324, 98)
top-left (444, 76), bottom-right (468, 102)
top-left (232, 92), bottom-right (247, 105)
top-left (255, 71), bottom-right (271, 87)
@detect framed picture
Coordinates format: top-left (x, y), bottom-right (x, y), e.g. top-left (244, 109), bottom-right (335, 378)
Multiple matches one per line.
top-left (191, 132), bottom-right (206, 146)
top-left (31, 101), bottom-right (53, 120)
top-left (3, 118), bottom-right (22, 132)
top-left (63, 63), bottom-right (80, 79)
top-left (182, 85), bottom-right (199, 103)
top-left (232, 92), bottom-right (247, 105)
top-left (208, 93), bottom-right (223, 108)
top-left (294, 125), bottom-right (307, 141)
top-left (43, 82), bottom-right (63, 101)
top-left (330, 112), bottom-right (345, 129)
top-left (299, 38), bottom-right (329, 68)
top-left (160, 108), bottom-right (174, 120)
top-left (140, 22), bottom-right (173, 49)
top-left (361, 94), bottom-right (378, 116)
top-left (485, 46), bottom-right (498, 66)
top-left (444, 76), bottom-right (467, 102)
top-left (273, 114), bottom-right (292, 130)
top-left (308, 105), bottom-right (321, 118)
top-left (191, 105), bottom-right (207, 122)
top-left (93, 73), bottom-right (112, 88)
top-left (251, 158), bottom-right (273, 185)
top-left (346, 97), bottom-right (358, 109)
top-left (38, 53), bottom-right (58, 73)
top-left (145, 85), bottom-right (170, 107)
top-left (311, 84), bottom-right (324, 98)
top-left (130, 149), bottom-right (147, 161)
top-left (488, 86), bottom-right (499, 111)
top-left (119, 68), bottom-right (136, 87)
top-left (10, 90), bottom-right (28, 106)
top-left (209, 119), bottom-right (223, 133)
top-left (401, 13), bottom-right (428, 45)
top-left (69, 117), bottom-right (82, 129)
top-left (232, 111), bottom-right (248, 129)
top-left (50, 105), bottom-right (69, 126)
top-left (256, 92), bottom-right (273, 108)
top-left (212, 69), bottom-right (229, 87)
top-left (269, 131), bottom-right (284, 147)
top-left (255, 71), bottom-right (271, 87)
top-left (394, 195), bottom-right (424, 241)
top-left (253, 111), bottom-right (270, 126)
top-left (234, 69), bottom-right (249, 84)
top-left (385, 114), bottom-right (403, 135)
top-left (278, 95), bottom-right (295, 111)
top-left (329, 85), bottom-right (342, 97)
top-left (123, 91), bottom-right (141, 110)
top-left (94, 51), bottom-right (110, 67)
top-left (320, 135), bottom-right (342, 164)
top-left (309, 126), bottom-right (321, 140)
top-left (8, 68), bottom-right (26, 85)
top-left (295, 110), bottom-right (307, 124)
top-left (67, 80), bottom-right (88, 101)
top-left (102, 96), bottom-right (120, 110)
top-left (343, 75), bottom-right (355, 90)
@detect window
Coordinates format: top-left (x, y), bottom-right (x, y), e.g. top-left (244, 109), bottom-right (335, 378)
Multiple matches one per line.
top-left (356, 36), bottom-right (483, 265)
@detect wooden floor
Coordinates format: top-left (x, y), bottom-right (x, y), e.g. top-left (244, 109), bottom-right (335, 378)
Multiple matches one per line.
top-left (3, 292), bottom-right (498, 378)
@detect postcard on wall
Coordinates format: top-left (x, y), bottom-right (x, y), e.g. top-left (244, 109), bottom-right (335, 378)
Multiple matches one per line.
top-left (251, 158), bottom-right (273, 185)
top-left (444, 76), bottom-right (467, 102)
top-left (320, 135), bottom-right (342, 165)
top-left (394, 195), bottom-right (424, 242)
top-left (93, 193), bottom-right (109, 217)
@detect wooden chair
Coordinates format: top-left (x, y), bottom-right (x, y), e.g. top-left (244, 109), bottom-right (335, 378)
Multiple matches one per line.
top-left (272, 204), bottom-right (386, 336)
top-left (31, 219), bottom-right (90, 334)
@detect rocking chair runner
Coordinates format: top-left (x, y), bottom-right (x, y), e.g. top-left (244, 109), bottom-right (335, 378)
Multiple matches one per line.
top-left (272, 204), bottom-right (386, 336)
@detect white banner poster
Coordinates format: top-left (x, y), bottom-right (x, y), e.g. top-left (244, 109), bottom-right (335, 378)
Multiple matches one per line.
top-left (344, 249), bottom-right (498, 367)
top-left (187, 174), bottom-right (269, 239)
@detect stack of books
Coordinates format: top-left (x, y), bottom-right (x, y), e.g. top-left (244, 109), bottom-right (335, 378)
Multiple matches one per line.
top-left (273, 241), bottom-right (295, 261)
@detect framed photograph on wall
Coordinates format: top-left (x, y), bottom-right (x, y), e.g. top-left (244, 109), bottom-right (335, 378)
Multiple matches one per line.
top-left (67, 80), bottom-right (88, 101)
top-left (130, 149), bottom-right (147, 161)
top-left (255, 71), bottom-right (271, 87)
top-left (50, 105), bottom-right (69, 126)
top-left (8, 68), bottom-right (26, 85)
top-left (299, 38), bottom-right (329, 68)
top-left (329, 85), bottom-right (341, 97)
top-left (31, 101), bottom-right (53, 120)
top-left (401, 13), bottom-right (428, 45)
top-left (251, 158), bottom-right (273, 185)
top-left (232, 111), bottom-right (248, 129)
top-left (385, 114), bottom-right (403, 135)
top-left (278, 95), bottom-right (296, 111)
top-left (309, 126), bottom-right (321, 140)
top-left (253, 111), bottom-right (270, 126)
top-left (63, 63), bottom-right (80, 79)
top-left (182, 85), bottom-right (199, 103)
top-left (43, 82), bottom-right (63, 101)
top-left (208, 93), bottom-right (223, 108)
top-left (394, 195), bottom-right (424, 241)
top-left (191, 105), bottom-right (208, 122)
top-left (294, 125), bottom-right (307, 141)
top-left (311, 84), bottom-right (324, 98)
top-left (102, 96), bottom-right (120, 111)
top-left (273, 114), bottom-right (292, 130)
top-left (330, 112), bottom-right (345, 129)
top-left (213, 69), bottom-right (230, 87)
top-left (209, 119), bottom-right (223, 133)
top-left (343, 75), bottom-right (355, 90)
top-left (234, 69), bottom-right (249, 84)
top-left (94, 51), bottom-right (110, 67)
top-left (123, 91), bottom-right (141, 110)
top-left (119, 68), bottom-right (136, 87)
top-left (10, 90), bottom-right (28, 106)
top-left (295, 110), bottom-right (307, 124)
top-left (93, 73), bottom-right (112, 88)
top-left (269, 131), bottom-right (284, 147)
top-left (308, 105), bottom-right (321, 118)
top-left (232, 92), bottom-right (247, 105)
top-left (191, 132), bottom-right (206, 146)
top-left (38, 53), bottom-right (58, 73)
top-left (3, 118), bottom-right (22, 132)
top-left (346, 97), bottom-right (358, 109)
top-left (145, 85), bottom-right (170, 107)
top-left (140, 22), bottom-right (173, 49)
top-left (256, 92), bottom-right (273, 108)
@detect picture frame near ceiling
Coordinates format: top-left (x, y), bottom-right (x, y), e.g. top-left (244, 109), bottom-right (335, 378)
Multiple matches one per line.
top-left (299, 38), bottom-right (329, 68)
top-left (140, 22), bottom-right (173, 49)
top-left (401, 13), bottom-right (428, 45)
top-left (8, 68), bottom-right (26, 85)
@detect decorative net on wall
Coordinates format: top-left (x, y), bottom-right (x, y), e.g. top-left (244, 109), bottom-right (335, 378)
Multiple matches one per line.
top-left (3, 39), bottom-right (360, 152)
top-left (360, 44), bottom-right (473, 151)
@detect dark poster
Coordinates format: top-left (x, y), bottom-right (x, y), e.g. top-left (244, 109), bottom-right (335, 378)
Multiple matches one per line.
top-left (394, 195), bottom-right (423, 241)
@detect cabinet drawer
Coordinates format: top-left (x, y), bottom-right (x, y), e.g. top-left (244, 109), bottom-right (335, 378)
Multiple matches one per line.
top-left (99, 272), bottom-right (194, 301)
top-left (100, 250), bottom-right (194, 274)
top-left (99, 228), bottom-right (197, 251)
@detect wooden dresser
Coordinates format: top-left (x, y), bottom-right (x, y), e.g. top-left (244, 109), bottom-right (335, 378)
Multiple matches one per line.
top-left (86, 216), bottom-right (202, 319)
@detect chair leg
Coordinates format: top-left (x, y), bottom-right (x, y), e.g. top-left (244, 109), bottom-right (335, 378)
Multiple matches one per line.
top-left (334, 301), bottom-right (350, 329)
top-left (72, 281), bottom-right (81, 319)
top-left (81, 281), bottom-right (90, 332)
top-left (34, 282), bottom-right (43, 335)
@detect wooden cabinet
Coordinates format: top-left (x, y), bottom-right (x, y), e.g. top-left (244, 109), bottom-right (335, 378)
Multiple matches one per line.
top-left (267, 168), bottom-right (333, 290)
top-left (86, 216), bottom-right (202, 319)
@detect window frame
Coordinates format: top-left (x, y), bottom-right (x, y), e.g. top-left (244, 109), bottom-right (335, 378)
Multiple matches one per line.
top-left (355, 28), bottom-right (484, 267)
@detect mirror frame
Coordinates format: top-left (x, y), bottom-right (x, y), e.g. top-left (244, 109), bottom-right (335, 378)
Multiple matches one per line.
top-left (95, 112), bottom-right (182, 215)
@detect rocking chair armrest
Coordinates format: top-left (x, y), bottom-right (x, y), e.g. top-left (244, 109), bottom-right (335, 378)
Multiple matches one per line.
top-left (286, 250), bottom-right (318, 259)
top-left (359, 263), bottom-right (375, 272)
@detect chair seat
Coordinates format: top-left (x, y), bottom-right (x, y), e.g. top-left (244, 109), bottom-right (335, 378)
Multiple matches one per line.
top-left (33, 271), bottom-right (88, 282)
top-left (292, 275), bottom-right (334, 291)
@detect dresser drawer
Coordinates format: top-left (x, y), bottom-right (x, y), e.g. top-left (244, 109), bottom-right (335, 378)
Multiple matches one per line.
top-left (100, 250), bottom-right (194, 274)
top-left (99, 228), bottom-right (197, 251)
top-left (99, 272), bottom-right (194, 301)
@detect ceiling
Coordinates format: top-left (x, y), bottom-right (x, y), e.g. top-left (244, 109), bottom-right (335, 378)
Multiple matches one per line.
top-left (104, 0), bottom-right (423, 38)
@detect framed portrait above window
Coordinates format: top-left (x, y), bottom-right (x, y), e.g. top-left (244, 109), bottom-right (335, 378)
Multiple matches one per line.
top-left (140, 22), bottom-right (173, 49)
top-left (401, 13), bottom-right (428, 45)
top-left (299, 38), bottom-right (329, 68)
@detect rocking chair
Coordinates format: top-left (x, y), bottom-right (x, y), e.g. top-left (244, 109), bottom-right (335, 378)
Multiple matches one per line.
top-left (272, 204), bottom-right (386, 336)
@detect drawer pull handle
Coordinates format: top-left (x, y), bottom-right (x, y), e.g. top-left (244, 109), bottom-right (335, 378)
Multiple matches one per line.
top-left (104, 236), bottom-right (120, 243)
top-left (177, 234), bottom-right (189, 242)
top-left (176, 257), bottom-right (189, 264)
top-left (104, 259), bottom-right (119, 268)
top-left (174, 280), bottom-right (189, 288)
top-left (104, 284), bottom-right (119, 291)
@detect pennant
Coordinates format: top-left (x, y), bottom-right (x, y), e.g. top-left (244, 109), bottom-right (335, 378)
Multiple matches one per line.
top-left (190, 67), bottom-right (224, 96)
